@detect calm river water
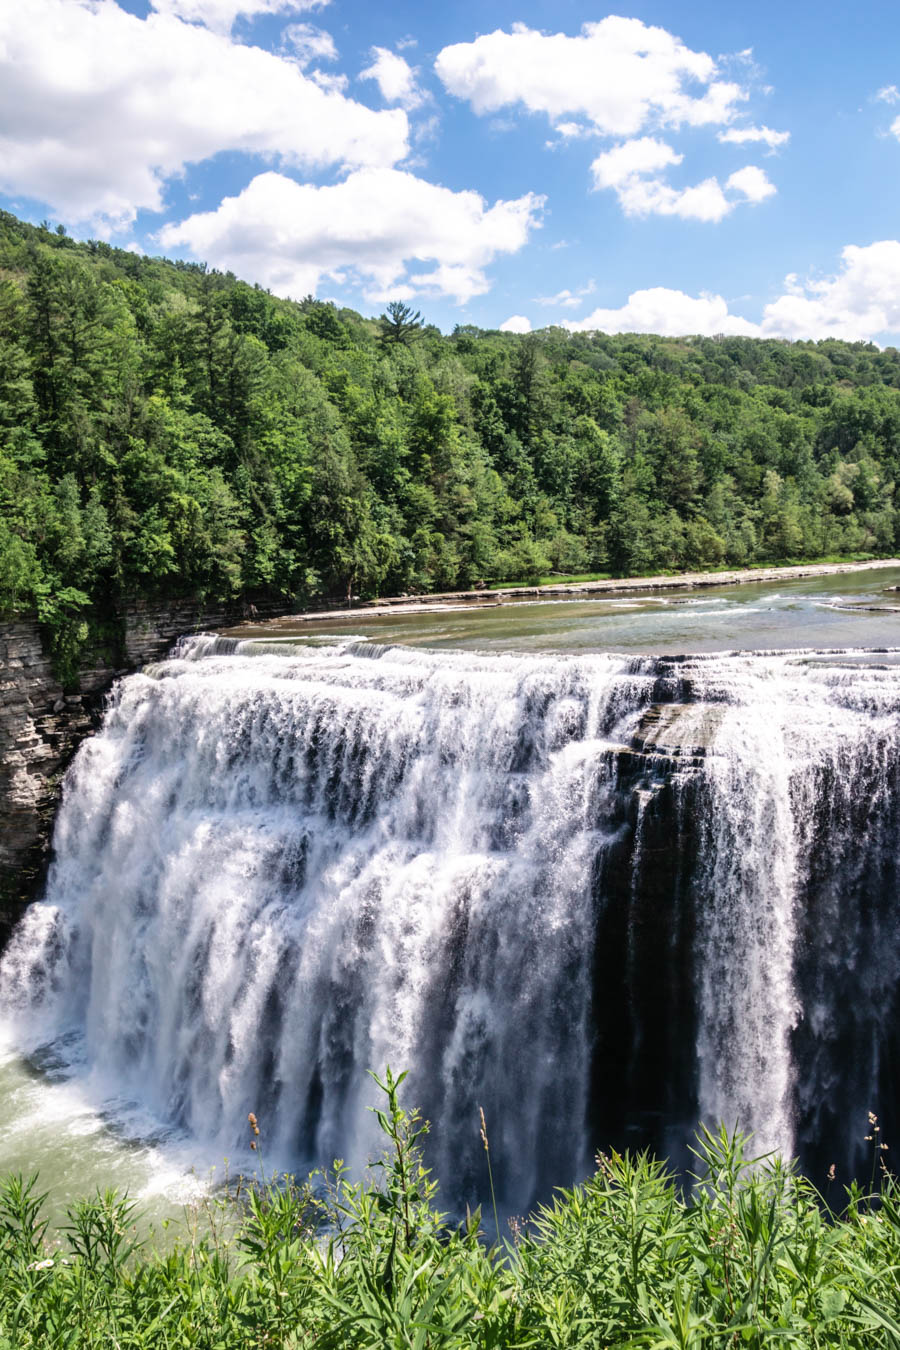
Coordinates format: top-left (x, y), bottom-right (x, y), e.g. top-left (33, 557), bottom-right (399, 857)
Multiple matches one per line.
top-left (226, 565), bottom-right (900, 654)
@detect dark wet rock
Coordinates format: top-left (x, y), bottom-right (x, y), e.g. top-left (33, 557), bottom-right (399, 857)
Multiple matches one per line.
top-left (0, 596), bottom-right (289, 943)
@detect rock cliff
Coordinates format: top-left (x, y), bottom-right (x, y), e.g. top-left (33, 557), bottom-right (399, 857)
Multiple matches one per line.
top-left (0, 598), bottom-right (281, 942)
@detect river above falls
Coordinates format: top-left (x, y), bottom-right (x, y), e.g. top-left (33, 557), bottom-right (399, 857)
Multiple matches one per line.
top-left (224, 564), bottom-right (900, 654)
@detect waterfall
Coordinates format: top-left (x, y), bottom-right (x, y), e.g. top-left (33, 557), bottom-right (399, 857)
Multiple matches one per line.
top-left (2, 637), bottom-right (900, 1207)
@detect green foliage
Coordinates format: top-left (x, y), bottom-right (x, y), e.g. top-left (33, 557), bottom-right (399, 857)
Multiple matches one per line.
top-left (379, 300), bottom-right (424, 347)
top-left (3, 207), bottom-right (900, 666)
top-left (3, 1079), bottom-right (900, 1347)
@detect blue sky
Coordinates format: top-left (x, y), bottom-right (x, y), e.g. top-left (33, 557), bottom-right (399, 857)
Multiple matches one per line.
top-left (3, 0), bottom-right (900, 340)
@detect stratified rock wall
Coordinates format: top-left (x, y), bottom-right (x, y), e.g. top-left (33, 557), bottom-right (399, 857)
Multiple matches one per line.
top-left (0, 598), bottom-right (283, 940)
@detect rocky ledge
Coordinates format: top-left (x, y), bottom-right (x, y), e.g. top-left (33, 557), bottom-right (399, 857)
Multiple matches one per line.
top-left (0, 597), bottom-right (283, 944)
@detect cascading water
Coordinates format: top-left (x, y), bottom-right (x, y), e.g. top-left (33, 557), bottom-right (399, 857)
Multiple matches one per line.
top-left (2, 636), bottom-right (900, 1209)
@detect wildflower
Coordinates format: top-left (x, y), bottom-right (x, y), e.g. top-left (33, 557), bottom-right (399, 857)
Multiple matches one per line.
top-left (26, 1259), bottom-right (54, 1271)
top-left (826, 1163), bottom-right (836, 1182)
top-left (869, 1112), bottom-right (878, 1125)
top-left (248, 1112), bottom-right (260, 1136)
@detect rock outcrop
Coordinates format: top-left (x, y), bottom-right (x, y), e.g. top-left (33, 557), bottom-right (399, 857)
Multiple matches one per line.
top-left (0, 598), bottom-right (283, 942)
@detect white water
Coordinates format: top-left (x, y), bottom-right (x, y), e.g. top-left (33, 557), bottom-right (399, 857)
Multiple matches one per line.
top-left (3, 637), bottom-right (900, 1206)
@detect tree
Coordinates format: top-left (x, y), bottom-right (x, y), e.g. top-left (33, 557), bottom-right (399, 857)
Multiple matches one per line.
top-left (379, 300), bottom-right (423, 347)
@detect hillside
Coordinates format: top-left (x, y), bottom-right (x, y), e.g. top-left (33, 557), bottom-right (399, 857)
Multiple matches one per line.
top-left (3, 209), bottom-right (900, 675)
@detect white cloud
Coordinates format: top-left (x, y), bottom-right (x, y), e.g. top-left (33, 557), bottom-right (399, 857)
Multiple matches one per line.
top-left (618, 177), bottom-right (735, 222)
top-left (726, 165), bottom-right (776, 202)
top-left (589, 137), bottom-right (775, 222)
top-left (360, 47), bottom-right (424, 110)
top-left (158, 169), bottom-right (544, 304)
top-left (562, 241), bottom-right (900, 342)
top-left (0, 0), bottom-right (407, 229)
top-left (435, 21), bottom-right (787, 215)
top-left (760, 241), bottom-right (900, 340)
top-left (535, 282), bottom-right (595, 309)
top-left (566, 287), bottom-right (759, 336)
top-left (717, 124), bottom-right (789, 150)
top-left (590, 137), bottom-right (682, 188)
top-left (283, 22), bottom-right (336, 66)
top-left (149, 0), bottom-right (329, 36)
top-left (555, 121), bottom-right (590, 139)
top-left (500, 315), bottom-right (532, 333)
top-left (876, 84), bottom-right (900, 104)
top-left (435, 18), bottom-right (745, 137)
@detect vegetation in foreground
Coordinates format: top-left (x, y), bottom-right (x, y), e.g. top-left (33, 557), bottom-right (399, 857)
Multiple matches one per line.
top-left (2, 1071), bottom-right (900, 1348)
top-left (4, 211), bottom-right (900, 679)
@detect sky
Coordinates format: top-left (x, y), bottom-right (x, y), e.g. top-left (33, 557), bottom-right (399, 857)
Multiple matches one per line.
top-left (2, 0), bottom-right (900, 341)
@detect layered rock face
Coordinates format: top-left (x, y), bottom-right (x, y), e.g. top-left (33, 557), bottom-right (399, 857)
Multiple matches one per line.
top-left (0, 599), bottom-right (282, 939)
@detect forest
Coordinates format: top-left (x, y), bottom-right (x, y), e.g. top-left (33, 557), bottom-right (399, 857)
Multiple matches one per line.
top-left (3, 208), bottom-right (900, 671)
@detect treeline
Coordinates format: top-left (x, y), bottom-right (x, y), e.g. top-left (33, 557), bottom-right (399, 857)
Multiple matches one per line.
top-left (3, 208), bottom-right (900, 665)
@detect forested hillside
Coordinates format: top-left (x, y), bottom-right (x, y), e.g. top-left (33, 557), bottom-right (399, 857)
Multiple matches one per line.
top-left (3, 208), bottom-right (900, 670)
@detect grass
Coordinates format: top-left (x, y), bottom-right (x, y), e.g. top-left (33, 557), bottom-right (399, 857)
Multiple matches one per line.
top-left (2, 1072), bottom-right (900, 1347)
top-left (487, 572), bottom-right (613, 590)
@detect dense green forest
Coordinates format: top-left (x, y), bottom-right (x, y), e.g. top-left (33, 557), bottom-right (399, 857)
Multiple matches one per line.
top-left (3, 208), bottom-right (900, 670)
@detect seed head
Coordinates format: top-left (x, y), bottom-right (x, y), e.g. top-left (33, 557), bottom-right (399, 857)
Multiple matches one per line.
top-left (479, 1106), bottom-right (489, 1152)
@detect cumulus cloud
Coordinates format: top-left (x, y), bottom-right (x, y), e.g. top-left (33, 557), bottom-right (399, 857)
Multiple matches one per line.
top-left (590, 137), bottom-right (682, 188)
top-left (760, 241), bottom-right (900, 340)
top-left (876, 84), bottom-right (900, 104)
top-left (500, 315), bottom-right (533, 333)
top-left (590, 138), bottom-right (775, 222)
top-left (566, 287), bottom-right (759, 336)
top-left (726, 165), bottom-right (776, 202)
top-left (717, 124), bottom-right (789, 150)
top-left (158, 169), bottom-right (544, 303)
top-left (150, 0), bottom-right (329, 35)
top-left (0, 0), bottom-right (407, 229)
top-left (619, 177), bottom-right (735, 221)
top-left (360, 47), bottom-right (425, 110)
top-left (435, 18), bottom-right (745, 138)
top-left (435, 20), bottom-right (788, 215)
top-left (562, 241), bottom-right (900, 342)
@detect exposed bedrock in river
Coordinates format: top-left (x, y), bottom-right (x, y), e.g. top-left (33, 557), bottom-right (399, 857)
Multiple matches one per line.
top-left (2, 637), bottom-right (899, 1210)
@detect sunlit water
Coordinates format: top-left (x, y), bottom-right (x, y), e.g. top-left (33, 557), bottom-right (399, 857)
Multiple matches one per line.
top-left (228, 565), bottom-right (900, 654)
top-left (1, 565), bottom-right (900, 1222)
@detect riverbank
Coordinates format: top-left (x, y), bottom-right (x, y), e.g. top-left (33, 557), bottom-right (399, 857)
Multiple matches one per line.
top-left (239, 557), bottom-right (900, 625)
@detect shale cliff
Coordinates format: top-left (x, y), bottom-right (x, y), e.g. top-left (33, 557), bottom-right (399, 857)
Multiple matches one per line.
top-left (0, 599), bottom-right (280, 941)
